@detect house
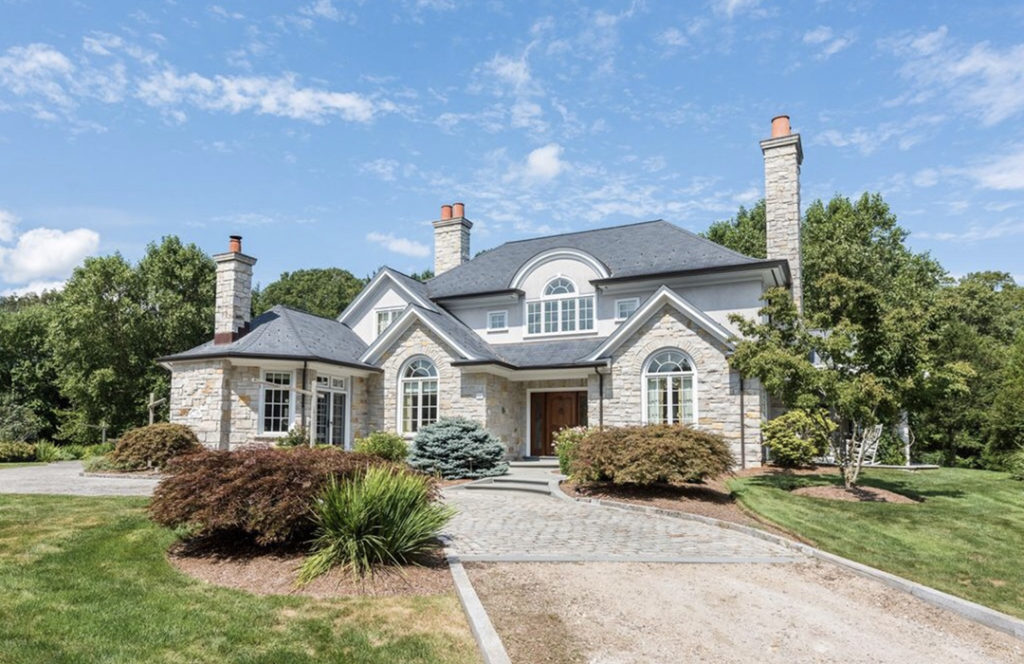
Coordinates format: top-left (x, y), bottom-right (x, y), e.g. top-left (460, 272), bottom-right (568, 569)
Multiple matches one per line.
top-left (159, 115), bottom-right (804, 467)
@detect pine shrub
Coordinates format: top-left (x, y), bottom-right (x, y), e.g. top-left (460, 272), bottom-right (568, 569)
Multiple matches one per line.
top-left (108, 423), bottom-right (202, 471)
top-left (1008, 449), bottom-right (1024, 482)
top-left (408, 417), bottom-right (508, 479)
top-left (571, 424), bottom-right (733, 485)
top-left (149, 446), bottom-right (395, 546)
top-left (298, 466), bottom-right (455, 582)
top-left (354, 431), bottom-right (409, 462)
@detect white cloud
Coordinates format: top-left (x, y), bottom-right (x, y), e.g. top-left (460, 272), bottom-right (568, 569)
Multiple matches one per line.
top-left (0, 210), bottom-right (17, 242)
top-left (912, 168), bottom-right (939, 188)
top-left (657, 27), bottom-right (687, 48)
top-left (300, 0), bottom-right (342, 21)
top-left (814, 114), bottom-right (944, 155)
top-left (520, 143), bottom-right (566, 181)
top-left (965, 145), bottom-right (1024, 190)
top-left (885, 26), bottom-right (1024, 125)
top-left (136, 70), bottom-right (385, 123)
top-left (366, 232), bottom-right (430, 257)
top-left (712, 0), bottom-right (762, 19)
top-left (803, 26), bottom-right (853, 59)
top-left (477, 53), bottom-right (537, 97)
top-left (361, 158), bottom-right (400, 181)
top-left (0, 227), bottom-right (100, 283)
top-left (0, 43), bottom-right (75, 111)
top-left (915, 220), bottom-right (1024, 243)
top-left (1, 280), bottom-right (66, 297)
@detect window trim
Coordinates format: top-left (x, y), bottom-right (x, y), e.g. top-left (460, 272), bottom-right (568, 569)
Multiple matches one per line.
top-left (397, 356), bottom-right (439, 438)
top-left (486, 310), bottom-right (509, 332)
top-left (640, 349), bottom-right (699, 426)
top-left (259, 369), bottom-right (296, 436)
top-left (375, 307), bottom-right (404, 336)
top-left (615, 297), bottom-right (640, 321)
top-left (525, 294), bottom-right (596, 337)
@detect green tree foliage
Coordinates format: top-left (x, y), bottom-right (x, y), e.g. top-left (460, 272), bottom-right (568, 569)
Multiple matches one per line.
top-left (253, 268), bottom-right (367, 319)
top-left (407, 268), bottom-right (434, 282)
top-left (989, 333), bottom-right (1024, 456)
top-left (48, 237), bottom-right (214, 443)
top-left (703, 200), bottom-right (767, 259)
top-left (0, 292), bottom-right (64, 437)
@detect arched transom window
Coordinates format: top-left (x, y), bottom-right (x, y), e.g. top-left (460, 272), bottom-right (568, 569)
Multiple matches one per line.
top-left (527, 276), bottom-right (594, 335)
top-left (643, 349), bottom-right (696, 425)
top-left (400, 357), bottom-right (438, 434)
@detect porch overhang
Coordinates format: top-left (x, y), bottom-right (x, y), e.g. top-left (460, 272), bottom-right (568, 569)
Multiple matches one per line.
top-left (451, 359), bottom-right (603, 382)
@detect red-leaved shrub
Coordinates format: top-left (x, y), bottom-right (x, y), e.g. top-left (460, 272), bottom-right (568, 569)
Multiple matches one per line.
top-left (108, 423), bottom-right (201, 471)
top-left (570, 424), bottom-right (733, 485)
top-left (149, 446), bottom-right (410, 545)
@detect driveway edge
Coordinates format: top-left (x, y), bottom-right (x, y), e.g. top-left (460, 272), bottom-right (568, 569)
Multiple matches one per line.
top-left (561, 490), bottom-right (1024, 641)
top-left (445, 549), bottom-right (512, 664)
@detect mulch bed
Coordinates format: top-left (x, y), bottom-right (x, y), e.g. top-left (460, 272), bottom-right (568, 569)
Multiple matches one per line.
top-left (168, 540), bottom-right (453, 598)
top-left (791, 484), bottom-right (918, 504)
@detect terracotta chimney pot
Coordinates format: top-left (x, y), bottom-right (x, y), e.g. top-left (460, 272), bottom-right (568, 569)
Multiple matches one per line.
top-left (229, 235), bottom-right (242, 253)
top-left (770, 115), bottom-right (791, 138)
top-left (452, 202), bottom-right (465, 218)
top-left (440, 204), bottom-right (453, 220)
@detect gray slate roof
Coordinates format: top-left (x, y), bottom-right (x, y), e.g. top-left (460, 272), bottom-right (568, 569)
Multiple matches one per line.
top-left (407, 304), bottom-right (499, 361)
top-left (425, 220), bottom-right (762, 299)
top-left (489, 337), bottom-right (608, 368)
top-left (159, 305), bottom-right (376, 370)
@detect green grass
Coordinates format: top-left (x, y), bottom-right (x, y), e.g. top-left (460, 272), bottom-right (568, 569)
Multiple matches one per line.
top-left (0, 462), bottom-right (45, 469)
top-left (729, 468), bottom-right (1024, 618)
top-left (0, 494), bottom-right (478, 664)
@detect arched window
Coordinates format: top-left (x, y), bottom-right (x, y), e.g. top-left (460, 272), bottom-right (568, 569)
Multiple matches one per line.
top-left (643, 349), bottom-right (696, 425)
top-left (544, 276), bottom-right (576, 296)
top-left (400, 357), bottom-right (438, 434)
top-left (527, 276), bottom-right (593, 335)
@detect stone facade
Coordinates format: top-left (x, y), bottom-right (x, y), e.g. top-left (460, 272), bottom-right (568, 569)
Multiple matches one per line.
top-left (431, 216), bottom-right (472, 275)
top-left (213, 251), bottom-right (256, 340)
top-left (761, 132), bottom-right (803, 312)
top-left (599, 305), bottom-right (763, 467)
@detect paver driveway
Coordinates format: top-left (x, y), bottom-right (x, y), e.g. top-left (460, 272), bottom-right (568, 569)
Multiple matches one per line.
top-left (0, 461), bottom-right (158, 496)
top-left (442, 488), bottom-right (800, 563)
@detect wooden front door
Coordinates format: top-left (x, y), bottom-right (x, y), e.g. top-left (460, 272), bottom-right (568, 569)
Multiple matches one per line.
top-left (530, 391), bottom-right (587, 456)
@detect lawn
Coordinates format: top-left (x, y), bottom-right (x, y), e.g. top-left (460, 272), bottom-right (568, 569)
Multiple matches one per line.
top-left (0, 462), bottom-right (44, 469)
top-left (729, 468), bottom-right (1024, 618)
top-left (0, 494), bottom-right (479, 664)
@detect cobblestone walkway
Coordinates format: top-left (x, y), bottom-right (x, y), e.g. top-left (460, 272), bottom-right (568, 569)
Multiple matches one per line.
top-left (443, 488), bottom-right (801, 563)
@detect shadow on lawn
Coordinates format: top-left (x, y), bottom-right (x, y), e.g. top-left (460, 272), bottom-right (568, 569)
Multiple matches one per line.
top-left (744, 470), bottom-right (965, 502)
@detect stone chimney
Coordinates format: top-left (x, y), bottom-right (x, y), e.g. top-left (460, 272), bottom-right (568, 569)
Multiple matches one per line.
top-left (213, 235), bottom-right (257, 344)
top-left (432, 202), bottom-right (472, 275)
top-left (760, 115), bottom-right (804, 312)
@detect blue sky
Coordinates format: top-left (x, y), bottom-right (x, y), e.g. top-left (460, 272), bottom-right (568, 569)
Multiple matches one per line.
top-left (0, 0), bottom-right (1022, 295)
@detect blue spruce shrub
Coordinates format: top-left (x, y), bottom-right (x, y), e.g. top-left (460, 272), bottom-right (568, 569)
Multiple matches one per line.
top-left (408, 417), bottom-right (508, 479)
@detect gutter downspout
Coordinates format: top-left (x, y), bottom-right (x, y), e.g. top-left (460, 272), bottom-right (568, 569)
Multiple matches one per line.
top-left (595, 359), bottom-right (611, 430)
top-left (301, 361), bottom-right (308, 433)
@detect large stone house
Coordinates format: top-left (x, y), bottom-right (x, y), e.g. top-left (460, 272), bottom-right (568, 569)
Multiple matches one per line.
top-left (160, 116), bottom-right (804, 467)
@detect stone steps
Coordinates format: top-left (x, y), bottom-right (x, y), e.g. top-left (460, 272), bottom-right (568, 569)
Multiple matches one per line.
top-left (508, 457), bottom-right (559, 469)
top-left (464, 476), bottom-right (553, 495)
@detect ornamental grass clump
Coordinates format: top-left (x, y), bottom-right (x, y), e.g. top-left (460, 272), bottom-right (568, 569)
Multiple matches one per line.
top-left (570, 424), bottom-right (733, 486)
top-left (408, 417), bottom-right (508, 479)
top-left (298, 466), bottom-right (455, 582)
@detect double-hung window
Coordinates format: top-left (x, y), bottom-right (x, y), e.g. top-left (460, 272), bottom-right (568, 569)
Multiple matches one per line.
top-left (526, 277), bottom-right (596, 335)
top-left (262, 371), bottom-right (292, 434)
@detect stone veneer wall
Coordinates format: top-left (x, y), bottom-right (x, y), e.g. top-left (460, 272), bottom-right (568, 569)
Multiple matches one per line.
top-left (600, 305), bottom-right (763, 467)
top-left (762, 133), bottom-right (803, 312)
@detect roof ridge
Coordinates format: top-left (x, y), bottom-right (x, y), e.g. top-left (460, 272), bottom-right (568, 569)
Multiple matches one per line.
top-left (496, 219), bottom-right (666, 247)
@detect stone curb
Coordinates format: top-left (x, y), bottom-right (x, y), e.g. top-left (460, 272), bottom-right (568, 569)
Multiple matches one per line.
top-left (559, 488), bottom-right (1024, 641)
top-left (79, 471), bottom-right (164, 480)
top-left (455, 553), bottom-right (801, 564)
top-left (444, 548), bottom-right (512, 664)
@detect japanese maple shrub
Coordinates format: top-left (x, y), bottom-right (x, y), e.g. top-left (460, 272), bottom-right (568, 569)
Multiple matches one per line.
top-left (108, 422), bottom-right (201, 471)
top-left (408, 417), bottom-right (508, 479)
top-left (570, 424), bottom-right (733, 485)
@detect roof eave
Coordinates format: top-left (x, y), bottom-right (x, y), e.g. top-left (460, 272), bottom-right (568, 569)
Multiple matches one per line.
top-left (157, 352), bottom-right (382, 373)
top-left (590, 259), bottom-right (790, 286)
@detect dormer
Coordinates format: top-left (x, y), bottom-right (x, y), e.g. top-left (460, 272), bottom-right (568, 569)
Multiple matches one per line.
top-left (510, 248), bottom-right (609, 338)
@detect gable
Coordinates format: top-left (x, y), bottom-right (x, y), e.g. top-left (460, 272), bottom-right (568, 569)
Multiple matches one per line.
top-left (339, 269), bottom-right (436, 344)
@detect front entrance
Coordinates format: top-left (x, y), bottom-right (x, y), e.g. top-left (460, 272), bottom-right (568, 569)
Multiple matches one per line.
top-left (530, 391), bottom-right (587, 456)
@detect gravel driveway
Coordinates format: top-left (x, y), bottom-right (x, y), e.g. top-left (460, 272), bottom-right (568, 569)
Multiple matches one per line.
top-left (468, 561), bottom-right (1024, 664)
top-left (0, 461), bottom-right (158, 496)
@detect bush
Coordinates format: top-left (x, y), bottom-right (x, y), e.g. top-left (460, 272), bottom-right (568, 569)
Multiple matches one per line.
top-left (408, 417), bottom-right (508, 479)
top-left (108, 423), bottom-right (202, 471)
top-left (0, 394), bottom-right (44, 443)
top-left (276, 426), bottom-right (311, 448)
top-left (298, 466), bottom-right (455, 582)
top-left (1008, 449), bottom-right (1024, 481)
top-left (0, 441), bottom-right (36, 462)
top-left (554, 426), bottom-right (591, 476)
top-left (33, 440), bottom-right (60, 463)
top-left (762, 409), bottom-right (835, 468)
top-left (354, 431), bottom-right (408, 462)
top-left (570, 424), bottom-right (733, 485)
top-left (149, 446), bottom-right (394, 545)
